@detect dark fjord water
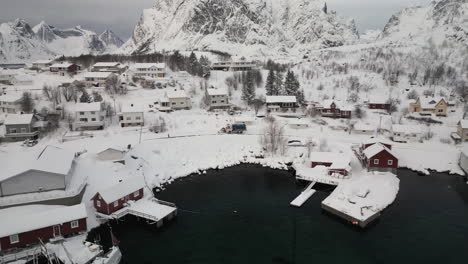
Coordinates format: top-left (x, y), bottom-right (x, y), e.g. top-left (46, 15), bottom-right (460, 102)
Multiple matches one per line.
top-left (90, 165), bottom-right (468, 264)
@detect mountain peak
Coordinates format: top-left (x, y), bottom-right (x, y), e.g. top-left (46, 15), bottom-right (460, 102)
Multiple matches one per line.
top-left (120, 0), bottom-right (358, 59)
top-left (99, 29), bottom-right (124, 48)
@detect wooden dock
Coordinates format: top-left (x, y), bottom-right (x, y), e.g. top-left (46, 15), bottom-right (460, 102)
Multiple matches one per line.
top-left (96, 198), bottom-right (177, 227)
top-left (321, 203), bottom-right (381, 228)
top-left (290, 182), bottom-right (316, 207)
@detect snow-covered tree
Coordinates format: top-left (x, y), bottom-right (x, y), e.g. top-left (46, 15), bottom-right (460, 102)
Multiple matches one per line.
top-left (20, 92), bottom-right (34, 113)
top-left (265, 69), bottom-right (275, 95)
top-left (242, 71), bottom-right (256, 104)
top-left (80, 89), bottom-right (91, 103)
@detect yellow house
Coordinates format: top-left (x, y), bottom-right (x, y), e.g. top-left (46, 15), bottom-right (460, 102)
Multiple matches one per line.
top-left (457, 120), bottom-right (468, 142)
top-left (409, 97), bottom-right (447, 116)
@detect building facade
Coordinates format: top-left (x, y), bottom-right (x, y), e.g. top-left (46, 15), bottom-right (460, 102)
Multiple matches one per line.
top-left (266, 96), bottom-right (298, 113)
top-left (320, 100), bottom-right (352, 118)
top-left (3, 114), bottom-right (39, 141)
top-left (132, 63), bottom-right (166, 78)
top-left (91, 180), bottom-right (144, 215)
top-left (206, 89), bottom-right (229, 110)
top-left (118, 104), bottom-right (144, 127)
top-left (72, 103), bottom-right (105, 131)
top-left (409, 97), bottom-right (447, 116)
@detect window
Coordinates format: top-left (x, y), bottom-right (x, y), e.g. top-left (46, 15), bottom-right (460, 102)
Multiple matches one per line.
top-left (126, 117), bottom-right (131, 120)
top-left (79, 118), bottom-right (87, 122)
top-left (388, 160), bottom-right (393, 166)
top-left (9, 128), bottom-right (17, 134)
top-left (438, 109), bottom-right (443, 113)
top-left (374, 159), bottom-right (379, 165)
top-left (10, 234), bottom-right (19, 244)
top-left (91, 111), bottom-right (96, 114)
top-left (220, 100), bottom-right (225, 103)
top-left (136, 116), bottom-right (141, 120)
top-left (71, 220), bottom-right (79, 229)
top-left (114, 201), bottom-right (118, 207)
top-left (96, 200), bottom-right (101, 207)
top-left (91, 118), bottom-right (96, 121)
top-left (20, 128), bottom-right (26, 133)
top-left (79, 112), bottom-right (84, 115)
top-left (134, 191), bottom-right (140, 197)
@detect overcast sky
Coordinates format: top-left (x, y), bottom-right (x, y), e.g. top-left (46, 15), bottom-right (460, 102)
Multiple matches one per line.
top-left (0, 0), bottom-right (432, 39)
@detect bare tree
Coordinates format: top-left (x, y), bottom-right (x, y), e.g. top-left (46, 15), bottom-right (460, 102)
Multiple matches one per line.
top-left (251, 97), bottom-right (264, 115)
top-left (260, 117), bottom-right (286, 155)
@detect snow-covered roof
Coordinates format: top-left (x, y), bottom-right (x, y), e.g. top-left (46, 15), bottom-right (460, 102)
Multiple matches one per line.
top-left (167, 89), bottom-right (188, 99)
top-left (32, 59), bottom-right (53, 64)
top-left (309, 152), bottom-right (350, 165)
top-left (0, 145), bottom-right (76, 182)
top-left (354, 123), bottom-right (376, 131)
top-left (459, 120), bottom-right (468, 129)
top-left (97, 178), bottom-right (145, 203)
top-left (392, 124), bottom-right (422, 134)
top-left (418, 97), bottom-right (446, 109)
top-left (50, 63), bottom-right (73, 68)
top-left (83, 72), bottom-right (112, 78)
top-left (266, 96), bottom-right (297, 103)
top-left (322, 99), bottom-right (352, 110)
top-left (93, 62), bottom-right (120, 67)
top-left (133, 63), bottom-right (166, 69)
top-left (0, 94), bottom-right (22, 103)
top-left (207, 88), bottom-right (227, 96)
top-left (121, 104), bottom-right (144, 113)
top-left (363, 143), bottom-right (395, 159)
top-left (288, 119), bottom-right (309, 125)
top-left (75, 102), bottom-right (101, 112)
top-left (362, 137), bottom-right (393, 146)
top-left (4, 114), bottom-right (34, 125)
top-left (0, 204), bottom-right (87, 238)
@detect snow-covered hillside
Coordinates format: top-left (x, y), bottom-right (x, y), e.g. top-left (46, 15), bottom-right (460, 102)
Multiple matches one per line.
top-left (119, 0), bottom-right (359, 59)
top-left (380, 0), bottom-right (468, 46)
top-left (0, 19), bottom-right (124, 63)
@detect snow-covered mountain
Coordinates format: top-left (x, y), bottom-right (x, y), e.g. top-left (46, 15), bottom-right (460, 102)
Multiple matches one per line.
top-left (119, 0), bottom-right (359, 58)
top-left (0, 19), bottom-right (123, 63)
top-left (379, 0), bottom-right (468, 46)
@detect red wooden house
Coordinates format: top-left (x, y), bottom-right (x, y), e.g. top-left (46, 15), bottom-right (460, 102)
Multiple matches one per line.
top-left (0, 204), bottom-right (87, 251)
top-left (320, 100), bottom-right (352, 119)
top-left (363, 143), bottom-right (398, 171)
top-left (91, 179), bottom-right (144, 215)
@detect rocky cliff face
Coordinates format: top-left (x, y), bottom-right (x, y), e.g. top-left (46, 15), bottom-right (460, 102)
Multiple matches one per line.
top-left (380, 0), bottom-right (468, 46)
top-left (0, 19), bottom-right (123, 63)
top-left (120, 0), bottom-right (359, 58)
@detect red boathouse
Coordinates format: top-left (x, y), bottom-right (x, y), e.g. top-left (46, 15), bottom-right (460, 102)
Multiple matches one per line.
top-left (91, 178), bottom-right (144, 215)
top-left (0, 204), bottom-right (87, 251)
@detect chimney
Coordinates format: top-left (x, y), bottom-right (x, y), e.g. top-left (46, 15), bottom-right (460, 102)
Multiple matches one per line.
top-left (131, 104), bottom-right (134, 107)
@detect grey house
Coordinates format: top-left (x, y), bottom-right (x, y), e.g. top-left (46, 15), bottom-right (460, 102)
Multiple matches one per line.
top-left (0, 146), bottom-right (76, 197)
top-left (4, 114), bottom-right (39, 141)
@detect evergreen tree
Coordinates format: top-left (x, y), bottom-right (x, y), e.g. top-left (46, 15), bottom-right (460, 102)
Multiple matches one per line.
top-left (80, 89), bottom-right (91, 103)
top-left (242, 71), bottom-right (256, 104)
top-left (265, 69), bottom-right (275, 96)
top-left (274, 70), bottom-right (284, 95)
top-left (187, 52), bottom-right (199, 76)
top-left (296, 89), bottom-right (305, 105)
top-left (284, 70), bottom-right (295, 96)
top-left (323, 3), bottom-right (327, 14)
top-left (20, 92), bottom-right (34, 113)
top-left (199, 56), bottom-right (211, 78)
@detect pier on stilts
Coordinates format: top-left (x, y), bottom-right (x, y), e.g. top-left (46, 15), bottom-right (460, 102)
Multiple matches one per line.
top-left (96, 198), bottom-right (177, 227)
top-left (290, 181), bottom-right (316, 207)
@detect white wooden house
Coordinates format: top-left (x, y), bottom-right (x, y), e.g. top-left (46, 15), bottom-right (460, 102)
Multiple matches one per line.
top-left (91, 62), bottom-right (126, 73)
top-left (206, 88), bottom-right (229, 110)
top-left (266, 96), bottom-right (299, 113)
top-left (32, 60), bottom-right (54, 70)
top-left (352, 123), bottom-right (376, 135)
top-left (391, 124), bottom-right (422, 143)
top-left (118, 104), bottom-right (144, 127)
top-left (131, 63), bottom-right (166, 78)
top-left (83, 72), bottom-right (113, 87)
top-left (167, 89), bottom-right (191, 110)
top-left (0, 94), bottom-right (22, 113)
top-left (72, 102), bottom-right (105, 131)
